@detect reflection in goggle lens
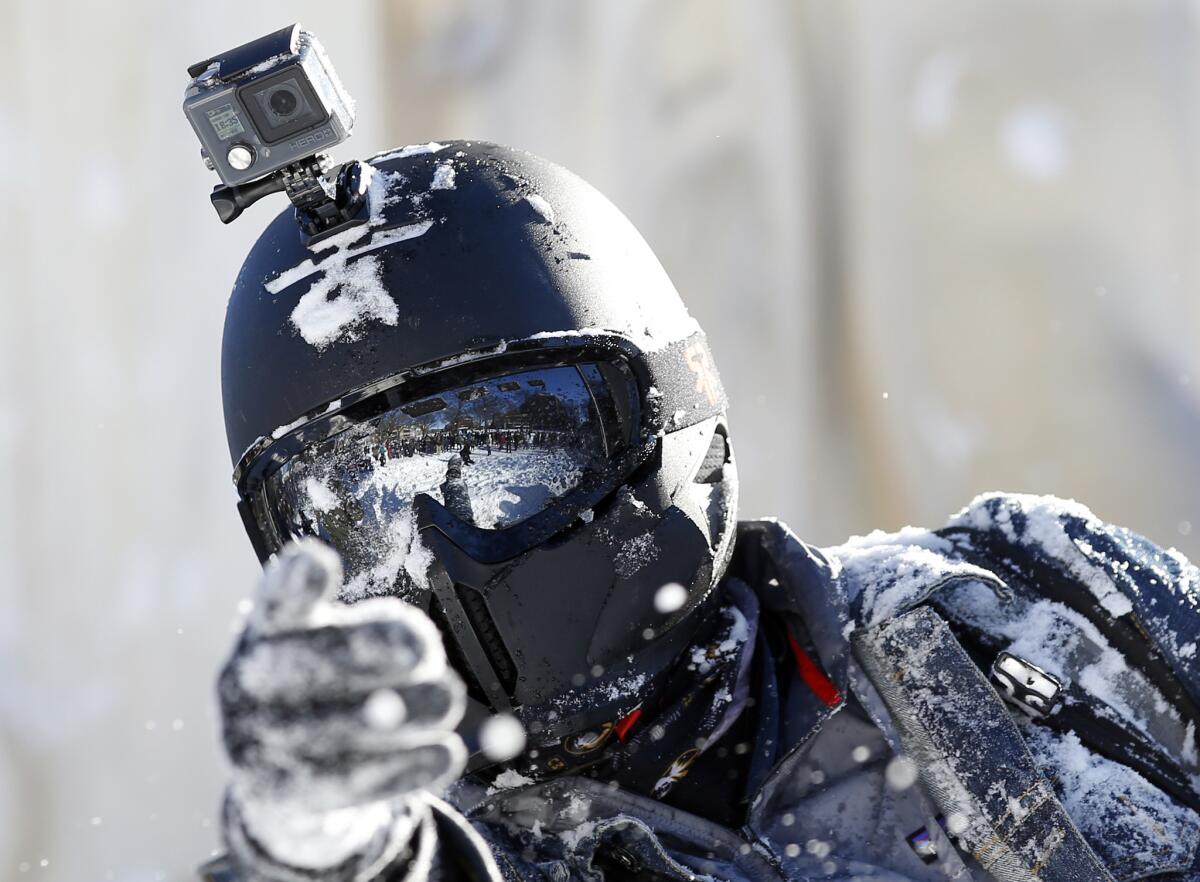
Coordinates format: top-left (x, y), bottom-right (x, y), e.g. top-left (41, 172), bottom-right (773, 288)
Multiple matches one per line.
top-left (263, 364), bottom-right (626, 599)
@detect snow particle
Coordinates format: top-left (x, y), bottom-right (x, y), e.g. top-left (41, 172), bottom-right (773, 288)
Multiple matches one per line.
top-left (1179, 521), bottom-right (1192, 537)
top-left (885, 755), bottom-right (919, 791)
top-left (590, 664), bottom-right (605, 678)
top-left (784, 843), bottom-right (801, 857)
top-left (851, 745), bottom-right (871, 763)
top-left (144, 720), bottom-right (156, 731)
top-left (479, 714), bottom-right (526, 763)
top-left (642, 628), bottom-right (656, 640)
top-left (236, 599), bottom-right (253, 616)
top-left (881, 392), bottom-right (890, 400)
top-left (1000, 104), bottom-right (1070, 181)
top-left (946, 812), bottom-right (969, 835)
top-left (372, 142), bottom-right (447, 162)
top-left (271, 415), bottom-right (306, 440)
top-left (781, 812), bottom-right (796, 827)
top-left (268, 220), bottom-right (435, 351)
top-left (287, 254), bottom-right (397, 349)
top-left (364, 689), bottom-right (407, 730)
top-left (654, 582), bottom-right (688, 614)
top-left (1098, 591), bottom-right (1134, 618)
top-left (18, 862), bottom-right (29, 873)
top-left (430, 163), bottom-right (456, 190)
top-left (525, 194), bottom-right (555, 224)
top-left (39, 860), bottom-right (49, 868)
top-left (615, 534), bottom-right (659, 577)
top-left (806, 840), bottom-right (832, 859)
top-left (578, 508), bottom-right (595, 524)
top-left (488, 768), bottom-right (535, 792)
top-left (305, 477), bottom-right (338, 514)
top-left (171, 719), bottom-right (184, 732)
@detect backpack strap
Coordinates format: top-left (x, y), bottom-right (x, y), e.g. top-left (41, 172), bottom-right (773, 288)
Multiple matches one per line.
top-left (854, 606), bottom-right (1118, 882)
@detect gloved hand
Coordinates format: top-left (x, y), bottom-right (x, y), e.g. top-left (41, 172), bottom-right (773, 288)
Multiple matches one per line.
top-left (217, 539), bottom-right (467, 881)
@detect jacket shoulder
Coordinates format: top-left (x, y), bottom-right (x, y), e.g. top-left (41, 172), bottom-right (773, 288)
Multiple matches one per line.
top-left (942, 491), bottom-right (1199, 677)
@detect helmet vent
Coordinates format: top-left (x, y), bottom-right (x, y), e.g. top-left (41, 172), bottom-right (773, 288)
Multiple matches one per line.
top-left (694, 429), bottom-right (728, 484)
top-left (456, 584), bottom-right (519, 695)
top-left (426, 597), bottom-right (490, 706)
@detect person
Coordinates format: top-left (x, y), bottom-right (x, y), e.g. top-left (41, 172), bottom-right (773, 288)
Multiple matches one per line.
top-left (439, 453), bottom-right (474, 527)
top-left (203, 142), bottom-right (1200, 882)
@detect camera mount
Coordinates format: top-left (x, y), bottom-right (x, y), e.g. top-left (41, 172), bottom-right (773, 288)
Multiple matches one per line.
top-left (183, 24), bottom-right (369, 245)
top-left (208, 155), bottom-right (371, 244)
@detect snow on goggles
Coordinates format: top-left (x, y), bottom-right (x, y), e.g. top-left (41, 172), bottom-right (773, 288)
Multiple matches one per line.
top-left (259, 362), bottom-right (637, 597)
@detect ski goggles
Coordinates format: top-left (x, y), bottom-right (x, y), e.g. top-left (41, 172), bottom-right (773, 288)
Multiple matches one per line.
top-left (235, 332), bottom-right (728, 585)
top-left (255, 361), bottom-right (641, 596)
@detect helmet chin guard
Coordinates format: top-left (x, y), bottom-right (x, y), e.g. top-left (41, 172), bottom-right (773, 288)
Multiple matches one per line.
top-left (421, 412), bottom-right (739, 762)
top-left (223, 141), bottom-right (740, 765)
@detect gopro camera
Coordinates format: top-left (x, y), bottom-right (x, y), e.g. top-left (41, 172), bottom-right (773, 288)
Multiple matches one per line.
top-left (183, 24), bottom-right (370, 240)
top-left (183, 24), bottom-right (353, 186)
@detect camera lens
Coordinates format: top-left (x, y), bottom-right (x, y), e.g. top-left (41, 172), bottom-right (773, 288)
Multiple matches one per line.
top-left (269, 88), bottom-right (298, 117)
top-left (240, 71), bottom-right (326, 144)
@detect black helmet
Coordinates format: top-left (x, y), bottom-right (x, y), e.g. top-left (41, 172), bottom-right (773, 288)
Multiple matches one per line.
top-left (223, 141), bottom-right (739, 765)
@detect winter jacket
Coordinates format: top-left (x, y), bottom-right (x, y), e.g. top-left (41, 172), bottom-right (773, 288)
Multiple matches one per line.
top-left (201, 493), bottom-right (1200, 882)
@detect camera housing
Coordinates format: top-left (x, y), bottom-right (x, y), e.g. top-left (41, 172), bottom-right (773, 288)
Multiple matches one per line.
top-left (183, 24), bottom-right (354, 187)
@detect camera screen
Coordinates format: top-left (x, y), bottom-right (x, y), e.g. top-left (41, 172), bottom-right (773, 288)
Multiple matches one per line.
top-left (238, 66), bottom-right (328, 145)
top-left (205, 104), bottom-right (246, 141)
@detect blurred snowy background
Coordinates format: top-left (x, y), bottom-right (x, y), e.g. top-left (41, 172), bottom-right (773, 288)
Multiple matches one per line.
top-left (2, 1), bottom-right (1199, 879)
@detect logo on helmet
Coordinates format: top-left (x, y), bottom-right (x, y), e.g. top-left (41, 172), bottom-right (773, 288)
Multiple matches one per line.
top-left (685, 343), bottom-right (720, 407)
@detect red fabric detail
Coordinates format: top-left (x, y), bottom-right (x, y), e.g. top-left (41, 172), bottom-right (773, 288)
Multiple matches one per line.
top-left (786, 625), bottom-right (843, 708)
top-left (614, 707), bottom-right (643, 742)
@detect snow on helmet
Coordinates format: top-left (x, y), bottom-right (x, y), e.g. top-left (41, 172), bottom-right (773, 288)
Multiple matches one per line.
top-left (222, 140), bottom-right (739, 762)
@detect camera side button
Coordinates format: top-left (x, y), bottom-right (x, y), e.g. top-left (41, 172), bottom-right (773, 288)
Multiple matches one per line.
top-left (227, 145), bottom-right (256, 171)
